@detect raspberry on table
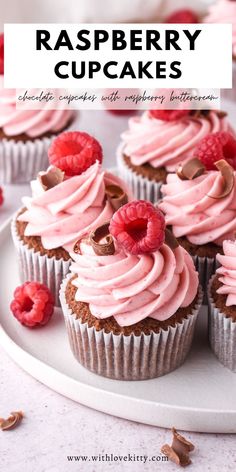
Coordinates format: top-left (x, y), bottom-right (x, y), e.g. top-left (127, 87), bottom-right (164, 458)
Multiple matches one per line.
top-left (0, 33), bottom-right (4, 75)
top-left (48, 131), bottom-right (103, 176)
top-left (149, 110), bottom-right (190, 122)
top-left (0, 187), bottom-right (3, 207)
top-left (10, 282), bottom-right (55, 328)
top-left (165, 9), bottom-right (199, 24)
top-left (109, 200), bottom-right (166, 255)
top-left (196, 132), bottom-right (236, 171)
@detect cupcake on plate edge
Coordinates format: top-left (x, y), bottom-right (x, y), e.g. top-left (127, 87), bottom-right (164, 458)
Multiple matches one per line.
top-left (60, 200), bottom-right (202, 380)
top-left (208, 239), bottom-right (236, 372)
top-left (117, 108), bottom-right (234, 202)
top-left (11, 131), bottom-right (132, 306)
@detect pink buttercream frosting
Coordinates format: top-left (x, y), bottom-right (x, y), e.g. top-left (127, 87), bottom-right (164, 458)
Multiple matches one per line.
top-left (17, 161), bottom-right (132, 252)
top-left (216, 240), bottom-right (236, 306)
top-left (205, 0), bottom-right (236, 57)
top-left (159, 170), bottom-right (236, 246)
top-left (121, 111), bottom-right (233, 172)
top-left (0, 77), bottom-right (74, 138)
top-left (70, 238), bottom-right (199, 327)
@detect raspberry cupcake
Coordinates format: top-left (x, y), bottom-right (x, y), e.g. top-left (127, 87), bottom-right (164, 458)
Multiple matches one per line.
top-left (204, 0), bottom-right (236, 102)
top-left (159, 131), bottom-right (236, 287)
top-left (11, 131), bottom-right (132, 306)
top-left (117, 109), bottom-right (233, 202)
top-left (60, 201), bottom-right (202, 380)
top-left (208, 240), bottom-right (236, 372)
top-left (0, 34), bottom-right (75, 183)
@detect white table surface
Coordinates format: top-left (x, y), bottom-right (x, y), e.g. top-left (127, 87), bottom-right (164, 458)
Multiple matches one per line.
top-left (0, 111), bottom-right (236, 472)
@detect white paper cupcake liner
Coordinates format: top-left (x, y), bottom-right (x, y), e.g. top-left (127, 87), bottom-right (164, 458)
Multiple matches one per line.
top-left (221, 62), bottom-right (236, 103)
top-left (192, 254), bottom-right (218, 292)
top-left (11, 212), bottom-right (71, 306)
top-left (208, 275), bottom-right (236, 372)
top-left (60, 274), bottom-right (203, 381)
top-left (0, 117), bottom-right (76, 184)
top-left (116, 143), bottom-right (163, 203)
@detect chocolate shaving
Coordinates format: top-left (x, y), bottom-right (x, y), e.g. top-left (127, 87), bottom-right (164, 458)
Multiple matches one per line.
top-left (0, 411), bottom-right (24, 431)
top-left (165, 228), bottom-right (179, 250)
top-left (73, 240), bottom-right (82, 254)
top-left (208, 159), bottom-right (234, 199)
top-left (190, 110), bottom-right (210, 119)
top-left (89, 223), bottom-right (115, 256)
top-left (216, 110), bottom-right (228, 118)
top-left (177, 158), bottom-right (205, 181)
top-left (105, 184), bottom-right (128, 210)
top-left (161, 427), bottom-right (195, 467)
top-left (38, 166), bottom-right (64, 191)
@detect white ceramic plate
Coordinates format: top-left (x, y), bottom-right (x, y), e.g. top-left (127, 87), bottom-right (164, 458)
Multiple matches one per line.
top-left (0, 218), bottom-right (236, 433)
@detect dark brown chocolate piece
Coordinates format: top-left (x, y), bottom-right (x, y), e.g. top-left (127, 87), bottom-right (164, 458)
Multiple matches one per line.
top-left (38, 166), bottom-right (64, 190)
top-left (165, 228), bottom-right (179, 250)
top-left (161, 427), bottom-right (195, 467)
top-left (105, 184), bottom-right (128, 210)
top-left (0, 411), bottom-right (24, 431)
top-left (190, 110), bottom-right (210, 119)
top-left (89, 223), bottom-right (115, 256)
top-left (209, 159), bottom-right (234, 199)
top-left (177, 158), bottom-right (205, 180)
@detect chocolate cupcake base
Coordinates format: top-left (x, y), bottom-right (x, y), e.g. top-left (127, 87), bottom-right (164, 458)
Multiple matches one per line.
top-left (117, 143), bottom-right (166, 203)
top-left (60, 274), bottom-right (203, 381)
top-left (177, 236), bottom-right (221, 291)
top-left (208, 275), bottom-right (236, 372)
top-left (11, 212), bottom-right (71, 306)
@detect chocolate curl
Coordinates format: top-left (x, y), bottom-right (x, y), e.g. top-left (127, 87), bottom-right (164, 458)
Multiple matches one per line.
top-left (209, 159), bottom-right (234, 199)
top-left (190, 110), bottom-right (210, 119)
top-left (105, 184), bottom-right (128, 210)
top-left (165, 228), bottom-right (179, 250)
top-left (0, 411), bottom-right (24, 431)
top-left (161, 427), bottom-right (195, 467)
top-left (177, 158), bottom-right (205, 181)
top-left (89, 223), bottom-right (115, 256)
top-left (38, 166), bottom-right (64, 191)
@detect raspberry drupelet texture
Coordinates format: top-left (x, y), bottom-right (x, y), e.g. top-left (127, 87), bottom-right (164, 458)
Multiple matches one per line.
top-left (10, 282), bottom-right (55, 328)
top-left (48, 131), bottom-right (103, 176)
top-left (109, 200), bottom-right (165, 255)
top-left (0, 33), bottom-right (4, 75)
top-left (165, 9), bottom-right (198, 24)
top-left (149, 109), bottom-right (190, 122)
top-left (0, 187), bottom-right (3, 207)
top-left (196, 132), bottom-right (236, 170)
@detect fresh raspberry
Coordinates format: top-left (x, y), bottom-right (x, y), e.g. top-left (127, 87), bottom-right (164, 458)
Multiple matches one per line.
top-left (149, 109), bottom-right (190, 121)
top-left (109, 200), bottom-right (165, 255)
top-left (48, 131), bottom-right (103, 176)
top-left (196, 132), bottom-right (236, 170)
top-left (0, 33), bottom-right (4, 75)
top-left (106, 109), bottom-right (134, 116)
top-left (10, 282), bottom-right (54, 328)
top-left (0, 187), bottom-right (3, 206)
top-left (165, 9), bottom-right (198, 24)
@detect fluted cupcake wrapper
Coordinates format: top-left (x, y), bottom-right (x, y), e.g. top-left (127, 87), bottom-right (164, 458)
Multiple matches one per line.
top-left (11, 213), bottom-right (71, 306)
top-left (60, 274), bottom-right (203, 381)
top-left (220, 63), bottom-right (236, 103)
top-left (192, 255), bottom-right (218, 298)
top-left (116, 143), bottom-right (163, 203)
top-left (208, 275), bottom-right (236, 372)
top-left (0, 135), bottom-right (55, 184)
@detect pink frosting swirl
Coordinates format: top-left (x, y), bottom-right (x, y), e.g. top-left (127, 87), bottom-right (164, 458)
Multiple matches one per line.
top-left (216, 240), bottom-right (236, 306)
top-left (159, 171), bottom-right (236, 246)
top-left (121, 111), bottom-right (233, 171)
top-left (205, 0), bottom-right (236, 57)
top-left (17, 161), bottom-right (132, 252)
top-left (0, 77), bottom-right (74, 138)
top-left (70, 239), bottom-right (198, 327)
